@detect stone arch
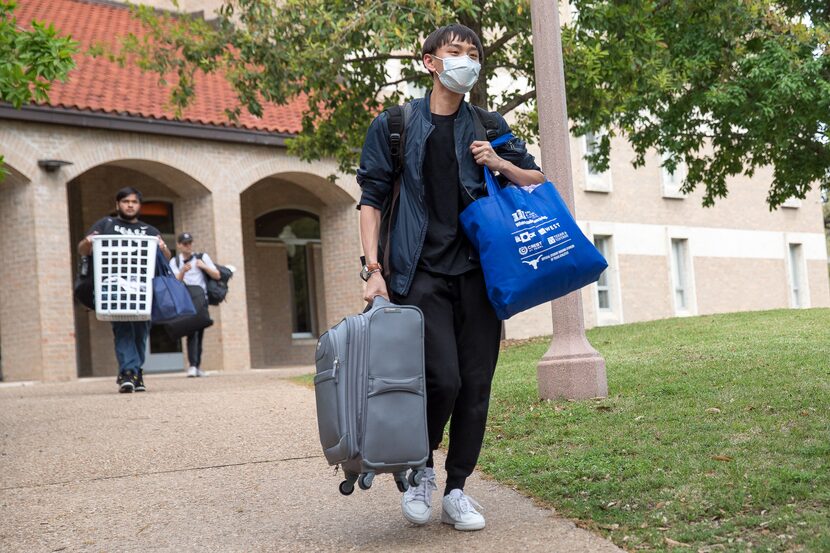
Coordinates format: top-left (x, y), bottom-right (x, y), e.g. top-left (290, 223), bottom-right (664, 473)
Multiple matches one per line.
top-left (240, 162), bottom-right (362, 368)
top-left (235, 156), bottom-right (359, 207)
top-left (57, 137), bottom-right (221, 193)
top-left (0, 131), bottom-right (41, 182)
top-left (67, 158), bottom-right (217, 377)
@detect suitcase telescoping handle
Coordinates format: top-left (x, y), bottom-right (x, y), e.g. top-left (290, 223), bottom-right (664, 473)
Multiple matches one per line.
top-left (363, 294), bottom-right (391, 313)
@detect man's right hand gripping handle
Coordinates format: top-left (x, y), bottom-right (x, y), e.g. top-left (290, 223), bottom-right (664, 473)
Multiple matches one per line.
top-left (364, 272), bottom-right (389, 303)
top-left (359, 205), bottom-right (390, 303)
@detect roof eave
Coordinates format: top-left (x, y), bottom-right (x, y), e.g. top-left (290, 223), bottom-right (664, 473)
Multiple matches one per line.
top-left (0, 104), bottom-right (294, 147)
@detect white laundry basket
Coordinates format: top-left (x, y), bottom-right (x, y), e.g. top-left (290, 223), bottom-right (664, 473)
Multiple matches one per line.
top-left (92, 235), bottom-right (158, 321)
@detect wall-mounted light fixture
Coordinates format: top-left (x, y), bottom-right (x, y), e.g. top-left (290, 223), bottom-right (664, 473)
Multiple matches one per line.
top-left (37, 159), bottom-right (73, 173)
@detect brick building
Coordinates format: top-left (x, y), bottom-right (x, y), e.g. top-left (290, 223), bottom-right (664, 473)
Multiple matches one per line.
top-left (1, 0), bottom-right (827, 381)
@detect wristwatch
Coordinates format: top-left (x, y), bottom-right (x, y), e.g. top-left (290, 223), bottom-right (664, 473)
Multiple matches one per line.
top-left (360, 262), bottom-right (383, 282)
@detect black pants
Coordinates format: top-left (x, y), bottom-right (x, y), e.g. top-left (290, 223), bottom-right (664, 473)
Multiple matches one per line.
top-left (186, 328), bottom-right (204, 368)
top-left (393, 269), bottom-right (501, 493)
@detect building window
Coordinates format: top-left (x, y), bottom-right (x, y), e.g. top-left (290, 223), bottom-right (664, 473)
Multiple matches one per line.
top-left (593, 235), bottom-right (612, 310)
top-left (661, 154), bottom-right (686, 199)
top-left (781, 197), bottom-right (801, 209)
top-left (670, 238), bottom-right (691, 313)
top-left (787, 243), bottom-right (807, 308)
top-left (582, 131), bottom-right (612, 193)
top-left (256, 210), bottom-right (322, 339)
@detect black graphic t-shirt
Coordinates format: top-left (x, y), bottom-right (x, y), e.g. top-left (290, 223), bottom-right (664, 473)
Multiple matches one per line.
top-left (417, 110), bottom-right (477, 276)
top-left (87, 216), bottom-right (161, 238)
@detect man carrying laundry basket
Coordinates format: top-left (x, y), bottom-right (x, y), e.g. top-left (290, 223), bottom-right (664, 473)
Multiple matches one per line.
top-left (78, 187), bottom-right (171, 393)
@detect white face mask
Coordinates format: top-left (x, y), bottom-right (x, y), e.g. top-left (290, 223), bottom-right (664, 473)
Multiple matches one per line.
top-left (433, 54), bottom-right (481, 94)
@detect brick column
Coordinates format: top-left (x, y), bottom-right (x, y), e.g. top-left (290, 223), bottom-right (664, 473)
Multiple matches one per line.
top-left (0, 176), bottom-right (41, 380)
top-left (212, 190), bottom-right (251, 371)
top-left (176, 193), bottom-right (223, 372)
top-left (320, 202), bottom-right (363, 328)
top-left (0, 170), bottom-right (78, 381)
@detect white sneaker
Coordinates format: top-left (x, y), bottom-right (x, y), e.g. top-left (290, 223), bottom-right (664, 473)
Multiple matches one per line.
top-left (441, 489), bottom-right (485, 531)
top-left (187, 366), bottom-right (198, 377)
top-left (401, 468), bottom-right (436, 525)
top-left (196, 368), bottom-right (207, 377)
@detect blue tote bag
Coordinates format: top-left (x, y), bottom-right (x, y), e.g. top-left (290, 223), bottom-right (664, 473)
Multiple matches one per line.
top-left (460, 134), bottom-right (608, 320)
top-left (151, 249), bottom-right (196, 324)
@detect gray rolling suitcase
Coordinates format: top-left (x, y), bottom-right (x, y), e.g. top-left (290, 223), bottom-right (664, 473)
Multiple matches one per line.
top-left (314, 296), bottom-right (428, 495)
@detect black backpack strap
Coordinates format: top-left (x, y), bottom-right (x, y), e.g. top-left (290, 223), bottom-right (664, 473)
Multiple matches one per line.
top-left (471, 105), bottom-right (501, 142)
top-left (381, 102), bottom-right (411, 278)
top-left (385, 104), bottom-right (410, 177)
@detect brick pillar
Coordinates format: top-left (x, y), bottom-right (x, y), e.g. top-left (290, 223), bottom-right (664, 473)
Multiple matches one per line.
top-left (0, 171), bottom-right (78, 381)
top-left (320, 202), bottom-right (363, 328)
top-left (0, 176), bottom-right (41, 380)
top-left (175, 193), bottom-right (223, 372)
top-left (213, 190), bottom-right (251, 371)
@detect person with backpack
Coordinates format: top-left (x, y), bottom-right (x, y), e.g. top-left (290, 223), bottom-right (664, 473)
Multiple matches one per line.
top-left (78, 187), bottom-right (172, 393)
top-left (356, 24), bottom-right (545, 531)
top-left (170, 232), bottom-right (220, 377)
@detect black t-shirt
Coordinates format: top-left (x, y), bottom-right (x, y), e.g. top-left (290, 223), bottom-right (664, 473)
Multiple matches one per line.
top-left (417, 110), bottom-right (477, 275)
top-left (87, 216), bottom-right (161, 238)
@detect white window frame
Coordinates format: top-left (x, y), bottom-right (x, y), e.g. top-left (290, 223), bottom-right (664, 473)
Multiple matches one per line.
top-left (587, 223), bottom-right (623, 325)
top-left (785, 240), bottom-right (810, 308)
top-left (781, 197), bottom-right (802, 209)
top-left (666, 230), bottom-right (698, 316)
top-left (660, 153), bottom-right (686, 199)
top-left (582, 131), bottom-right (613, 193)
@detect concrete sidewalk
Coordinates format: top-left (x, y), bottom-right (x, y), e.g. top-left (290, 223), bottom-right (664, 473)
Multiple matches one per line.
top-left (0, 370), bottom-right (621, 552)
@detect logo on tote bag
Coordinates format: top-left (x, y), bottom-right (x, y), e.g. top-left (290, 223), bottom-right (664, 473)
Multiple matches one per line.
top-left (510, 209), bottom-right (546, 227)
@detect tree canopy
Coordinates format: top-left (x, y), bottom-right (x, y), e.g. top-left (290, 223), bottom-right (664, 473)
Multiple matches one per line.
top-left (115, 0), bottom-right (828, 208)
top-left (0, 0), bottom-right (77, 176)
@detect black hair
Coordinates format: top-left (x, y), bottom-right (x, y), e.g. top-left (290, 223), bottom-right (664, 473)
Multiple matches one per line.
top-left (421, 24), bottom-right (484, 74)
top-left (115, 186), bottom-right (143, 203)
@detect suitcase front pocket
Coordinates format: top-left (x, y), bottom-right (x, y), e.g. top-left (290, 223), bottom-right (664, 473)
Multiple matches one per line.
top-left (363, 376), bottom-right (427, 466)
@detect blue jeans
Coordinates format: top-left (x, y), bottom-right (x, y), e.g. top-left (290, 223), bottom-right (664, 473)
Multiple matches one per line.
top-left (111, 321), bottom-right (150, 374)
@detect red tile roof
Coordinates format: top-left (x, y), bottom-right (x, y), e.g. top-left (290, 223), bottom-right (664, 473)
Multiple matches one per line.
top-left (14, 0), bottom-right (304, 134)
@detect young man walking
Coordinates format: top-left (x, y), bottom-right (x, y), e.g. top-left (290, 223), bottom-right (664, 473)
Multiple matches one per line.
top-left (170, 232), bottom-right (220, 377)
top-left (78, 187), bottom-right (171, 393)
top-left (357, 24), bottom-right (545, 530)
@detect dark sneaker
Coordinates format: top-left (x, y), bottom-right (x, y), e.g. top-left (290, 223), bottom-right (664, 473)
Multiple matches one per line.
top-left (134, 369), bottom-right (146, 392)
top-left (118, 370), bottom-right (135, 393)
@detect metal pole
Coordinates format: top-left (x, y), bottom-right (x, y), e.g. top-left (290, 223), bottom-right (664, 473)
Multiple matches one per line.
top-left (531, 0), bottom-right (608, 399)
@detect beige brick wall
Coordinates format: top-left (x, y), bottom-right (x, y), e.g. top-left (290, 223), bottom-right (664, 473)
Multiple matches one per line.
top-left (568, 135), bottom-right (826, 234)
top-left (807, 261), bottom-right (830, 308)
top-left (694, 258), bottom-right (789, 314)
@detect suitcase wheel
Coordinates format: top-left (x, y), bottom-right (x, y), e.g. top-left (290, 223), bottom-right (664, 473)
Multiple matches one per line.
top-left (357, 472), bottom-right (374, 490)
top-left (408, 470), bottom-right (422, 488)
top-left (395, 477), bottom-right (409, 493)
top-left (339, 480), bottom-right (355, 496)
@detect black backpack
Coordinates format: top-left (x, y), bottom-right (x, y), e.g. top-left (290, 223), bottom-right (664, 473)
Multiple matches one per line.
top-left (378, 102), bottom-right (501, 275)
top-left (175, 253), bottom-right (233, 306)
top-left (194, 253), bottom-right (233, 305)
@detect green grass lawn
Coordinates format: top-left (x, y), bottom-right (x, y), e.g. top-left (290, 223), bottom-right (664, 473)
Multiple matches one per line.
top-left (482, 308), bottom-right (830, 552)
